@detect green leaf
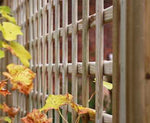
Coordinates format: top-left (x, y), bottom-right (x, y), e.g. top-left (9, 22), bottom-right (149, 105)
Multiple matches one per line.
top-left (0, 6), bottom-right (11, 14)
top-left (103, 81), bottom-right (113, 90)
top-left (0, 22), bottom-right (23, 41)
top-left (2, 41), bottom-right (31, 67)
top-left (0, 49), bottom-right (4, 59)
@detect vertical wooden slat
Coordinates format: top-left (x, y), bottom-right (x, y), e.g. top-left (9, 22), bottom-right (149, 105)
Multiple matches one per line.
top-left (37, 0), bottom-right (42, 109)
top-left (55, 0), bottom-right (60, 122)
top-left (120, 0), bottom-right (126, 122)
top-left (33, 0), bottom-right (37, 109)
top-left (72, 0), bottom-right (78, 122)
top-left (82, 0), bottom-right (89, 106)
top-left (62, 0), bottom-right (68, 121)
top-left (95, 0), bottom-right (104, 122)
top-left (112, 0), bottom-right (120, 123)
top-left (27, 0), bottom-right (33, 113)
top-left (126, 0), bottom-right (145, 123)
top-left (48, 0), bottom-right (53, 118)
top-left (42, 0), bottom-right (47, 106)
top-left (82, 0), bottom-right (89, 122)
top-left (145, 1), bottom-right (150, 122)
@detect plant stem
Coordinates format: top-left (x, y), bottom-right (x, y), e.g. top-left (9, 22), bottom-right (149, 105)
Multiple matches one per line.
top-left (58, 109), bottom-right (68, 123)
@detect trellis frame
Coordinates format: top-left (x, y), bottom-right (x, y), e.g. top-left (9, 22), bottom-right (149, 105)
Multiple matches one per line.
top-left (4, 0), bottom-right (113, 123)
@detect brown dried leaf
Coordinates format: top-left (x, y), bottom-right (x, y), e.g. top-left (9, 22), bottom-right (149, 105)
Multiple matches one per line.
top-left (0, 81), bottom-right (11, 96)
top-left (71, 103), bottom-right (95, 121)
top-left (21, 109), bottom-right (52, 123)
top-left (2, 103), bottom-right (20, 118)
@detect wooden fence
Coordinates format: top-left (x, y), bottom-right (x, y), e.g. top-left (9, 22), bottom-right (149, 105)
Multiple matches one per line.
top-left (1, 0), bottom-right (150, 123)
top-left (2, 0), bottom-right (114, 123)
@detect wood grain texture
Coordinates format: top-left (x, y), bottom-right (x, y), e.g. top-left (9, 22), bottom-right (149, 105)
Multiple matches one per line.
top-left (47, 0), bottom-right (53, 118)
top-left (55, 0), bottom-right (60, 122)
top-left (72, 0), bottom-right (78, 122)
top-left (145, 1), bottom-right (150, 122)
top-left (95, 0), bottom-right (104, 122)
top-left (126, 0), bottom-right (145, 123)
top-left (62, 0), bottom-right (68, 122)
top-left (112, 0), bottom-right (120, 123)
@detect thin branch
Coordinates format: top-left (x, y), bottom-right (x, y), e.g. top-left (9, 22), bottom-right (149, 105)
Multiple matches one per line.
top-left (75, 115), bottom-right (81, 123)
top-left (58, 109), bottom-right (68, 123)
top-left (88, 91), bottom-right (96, 102)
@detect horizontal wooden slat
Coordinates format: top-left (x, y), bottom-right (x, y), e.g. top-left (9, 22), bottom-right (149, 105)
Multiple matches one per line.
top-left (31, 60), bottom-right (112, 76)
top-left (21, 6), bottom-right (113, 41)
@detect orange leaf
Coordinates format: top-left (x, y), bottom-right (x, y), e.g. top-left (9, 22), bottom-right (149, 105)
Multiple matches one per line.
top-left (3, 64), bottom-right (36, 94)
top-left (21, 109), bottom-right (52, 123)
top-left (2, 103), bottom-right (20, 118)
top-left (0, 81), bottom-right (11, 96)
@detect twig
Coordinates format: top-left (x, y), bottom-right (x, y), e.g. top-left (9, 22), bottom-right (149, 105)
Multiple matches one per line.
top-left (58, 109), bottom-right (68, 123)
top-left (88, 91), bottom-right (96, 102)
top-left (75, 115), bottom-right (81, 123)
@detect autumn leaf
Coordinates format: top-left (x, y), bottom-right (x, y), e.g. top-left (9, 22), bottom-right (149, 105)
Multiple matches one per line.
top-left (2, 12), bottom-right (16, 23)
top-left (0, 6), bottom-right (16, 23)
top-left (0, 116), bottom-right (11, 123)
top-left (0, 6), bottom-right (11, 14)
top-left (0, 22), bottom-right (23, 41)
top-left (21, 109), bottom-right (52, 123)
top-left (93, 78), bottom-right (113, 90)
top-left (103, 81), bottom-right (113, 90)
top-left (2, 41), bottom-right (31, 67)
top-left (0, 81), bottom-right (11, 96)
top-left (1, 103), bottom-right (20, 118)
top-left (71, 103), bottom-right (95, 121)
top-left (40, 93), bottom-right (73, 112)
top-left (3, 64), bottom-right (36, 94)
top-left (0, 49), bottom-right (5, 59)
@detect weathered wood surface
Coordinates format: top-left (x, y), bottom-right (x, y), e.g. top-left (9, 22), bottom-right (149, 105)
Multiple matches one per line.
top-left (126, 0), bottom-right (145, 123)
top-left (112, 0), bottom-right (120, 123)
top-left (95, 0), bottom-right (104, 122)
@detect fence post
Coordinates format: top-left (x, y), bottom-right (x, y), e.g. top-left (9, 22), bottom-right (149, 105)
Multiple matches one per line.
top-left (126, 0), bottom-right (145, 123)
top-left (112, 0), bottom-right (120, 122)
top-left (145, 0), bottom-right (150, 122)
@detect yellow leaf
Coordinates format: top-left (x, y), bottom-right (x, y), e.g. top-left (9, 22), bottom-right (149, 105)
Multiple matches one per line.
top-left (103, 81), bottom-right (113, 90)
top-left (40, 94), bottom-right (73, 112)
top-left (0, 6), bottom-right (11, 14)
top-left (0, 104), bottom-right (3, 109)
top-left (0, 22), bottom-right (23, 41)
top-left (2, 12), bottom-right (16, 24)
top-left (3, 41), bottom-right (31, 67)
top-left (3, 64), bottom-right (36, 94)
top-left (93, 78), bottom-right (113, 90)
top-left (71, 103), bottom-right (95, 121)
top-left (3, 117), bottom-right (11, 123)
top-left (0, 117), bottom-right (11, 123)
top-left (0, 49), bottom-right (5, 59)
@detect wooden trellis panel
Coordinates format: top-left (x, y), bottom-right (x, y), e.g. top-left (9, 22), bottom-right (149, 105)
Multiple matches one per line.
top-left (5, 0), bottom-right (113, 122)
